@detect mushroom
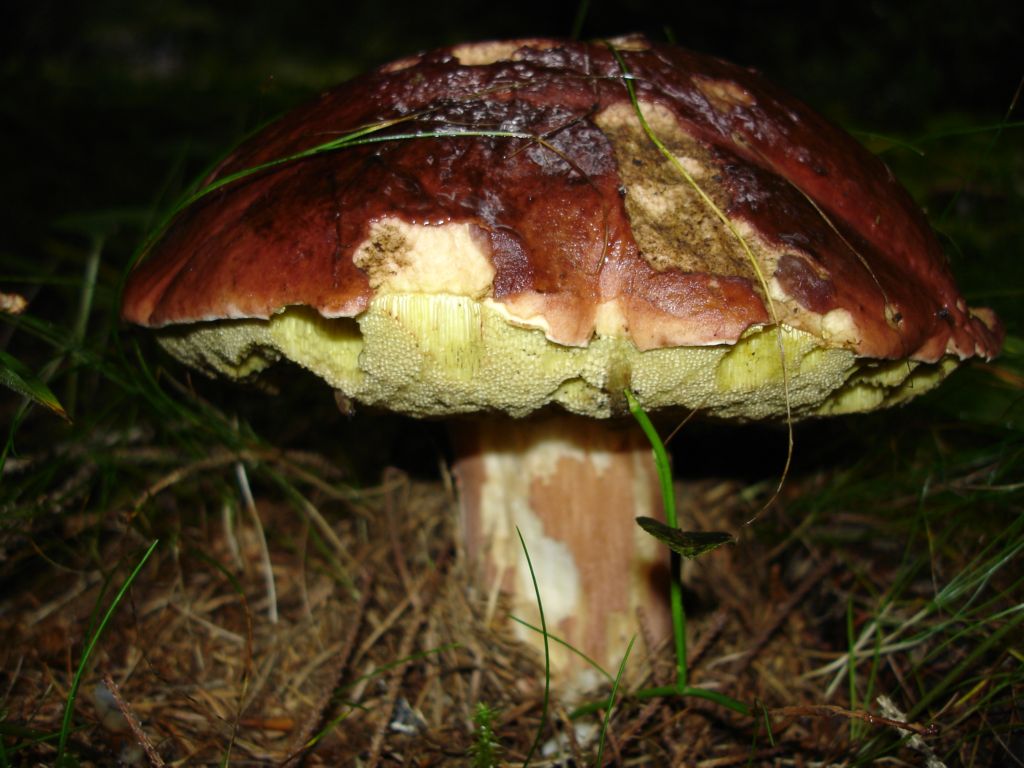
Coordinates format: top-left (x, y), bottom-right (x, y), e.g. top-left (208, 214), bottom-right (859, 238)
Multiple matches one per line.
top-left (122, 36), bottom-right (1002, 688)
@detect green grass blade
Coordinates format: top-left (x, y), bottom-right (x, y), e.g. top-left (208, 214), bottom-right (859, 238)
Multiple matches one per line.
top-left (508, 616), bottom-right (613, 682)
top-left (517, 526), bottom-right (550, 767)
top-left (607, 40), bottom-right (797, 514)
top-left (130, 122), bottom-right (539, 273)
top-left (847, 597), bottom-right (861, 740)
top-left (0, 348), bottom-right (68, 421)
top-left (64, 234), bottom-right (103, 416)
top-left (625, 389), bottom-right (687, 690)
top-left (595, 635), bottom-right (633, 767)
top-left (623, 391), bottom-right (676, 528)
top-left (570, 0), bottom-right (590, 39)
top-left (56, 539), bottom-right (159, 763)
top-left (908, 606), bottom-right (1024, 721)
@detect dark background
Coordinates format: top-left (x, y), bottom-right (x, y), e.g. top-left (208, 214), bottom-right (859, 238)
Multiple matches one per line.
top-left (3, 0), bottom-right (1020, 248)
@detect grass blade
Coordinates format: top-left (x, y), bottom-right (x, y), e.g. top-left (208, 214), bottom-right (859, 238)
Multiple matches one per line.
top-left (56, 539), bottom-right (159, 764)
top-left (0, 349), bottom-right (68, 422)
top-left (595, 635), bottom-right (633, 766)
top-left (624, 389), bottom-right (687, 690)
top-left (517, 526), bottom-right (550, 767)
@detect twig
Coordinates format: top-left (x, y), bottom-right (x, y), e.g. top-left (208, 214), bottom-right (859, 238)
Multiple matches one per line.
top-left (610, 696), bottom-right (664, 754)
top-left (102, 674), bottom-right (165, 767)
top-left (383, 468), bottom-right (421, 610)
top-left (689, 608), bottom-right (730, 670)
top-left (282, 570), bottom-right (373, 766)
top-left (221, 500), bottom-right (243, 570)
top-left (296, 494), bottom-right (357, 573)
top-left (736, 557), bottom-right (836, 673)
top-left (365, 604), bottom-right (427, 767)
top-left (130, 446), bottom-right (371, 516)
top-left (352, 567), bottom-right (439, 666)
top-left (695, 747), bottom-right (786, 767)
top-left (131, 452), bottom-right (240, 512)
top-left (772, 700), bottom-right (939, 738)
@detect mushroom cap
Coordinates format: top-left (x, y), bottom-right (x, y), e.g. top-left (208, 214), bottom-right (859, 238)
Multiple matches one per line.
top-left (123, 35), bottom-right (1001, 419)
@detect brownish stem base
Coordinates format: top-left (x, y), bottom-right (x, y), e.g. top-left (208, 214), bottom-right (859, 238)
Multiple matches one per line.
top-left (451, 414), bottom-right (671, 691)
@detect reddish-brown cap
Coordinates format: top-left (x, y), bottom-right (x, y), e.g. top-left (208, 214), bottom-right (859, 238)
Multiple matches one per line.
top-left (122, 36), bottom-right (1001, 418)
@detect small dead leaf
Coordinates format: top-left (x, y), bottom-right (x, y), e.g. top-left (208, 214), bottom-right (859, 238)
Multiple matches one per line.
top-left (636, 516), bottom-right (733, 559)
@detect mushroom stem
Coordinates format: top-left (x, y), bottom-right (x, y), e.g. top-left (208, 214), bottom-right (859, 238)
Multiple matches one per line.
top-left (450, 414), bottom-right (672, 690)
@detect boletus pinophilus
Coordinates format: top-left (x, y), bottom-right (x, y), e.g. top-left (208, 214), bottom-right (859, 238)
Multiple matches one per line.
top-left (123, 35), bottom-right (1002, 690)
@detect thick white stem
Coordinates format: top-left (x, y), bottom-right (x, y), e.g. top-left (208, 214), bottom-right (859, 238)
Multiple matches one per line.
top-left (451, 414), bottom-right (671, 690)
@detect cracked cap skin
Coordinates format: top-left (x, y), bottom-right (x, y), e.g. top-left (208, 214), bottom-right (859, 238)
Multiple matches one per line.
top-left (122, 35), bottom-right (1002, 420)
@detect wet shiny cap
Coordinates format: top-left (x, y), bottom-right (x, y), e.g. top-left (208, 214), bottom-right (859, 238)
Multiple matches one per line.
top-left (122, 36), bottom-right (1001, 420)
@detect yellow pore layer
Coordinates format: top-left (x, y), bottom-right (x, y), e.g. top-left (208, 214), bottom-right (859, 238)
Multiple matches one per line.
top-left (158, 292), bottom-right (958, 420)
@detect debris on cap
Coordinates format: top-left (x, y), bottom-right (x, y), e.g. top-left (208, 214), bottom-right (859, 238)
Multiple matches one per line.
top-left (123, 35), bottom-right (1002, 421)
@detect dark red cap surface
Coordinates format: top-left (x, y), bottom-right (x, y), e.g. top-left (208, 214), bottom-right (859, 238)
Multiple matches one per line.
top-left (123, 36), bottom-right (1000, 362)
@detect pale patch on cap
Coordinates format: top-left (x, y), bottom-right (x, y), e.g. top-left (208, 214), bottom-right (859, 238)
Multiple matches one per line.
top-left (353, 218), bottom-right (495, 298)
